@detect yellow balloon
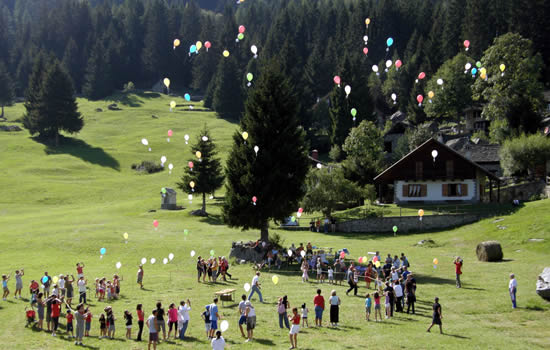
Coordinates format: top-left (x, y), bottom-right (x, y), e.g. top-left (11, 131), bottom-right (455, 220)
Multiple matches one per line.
top-left (272, 275), bottom-right (279, 285)
top-left (163, 78), bottom-right (170, 88)
top-left (190, 181), bottom-right (195, 188)
top-left (428, 91), bottom-right (434, 99)
top-left (500, 64), bottom-right (506, 72)
top-left (170, 101), bottom-right (176, 108)
top-left (123, 232), bottom-right (129, 240)
top-left (196, 151), bottom-right (202, 159)
top-left (53, 276), bottom-right (59, 284)
top-left (173, 39), bottom-right (180, 47)
top-left (365, 18), bottom-right (371, 25)
top-left (223, 50), bottom-right (230, 57)
top-left (480, 67), bottom-right (487, 75)
top-left (242, 131), bottom-right (248, 140)
top-left (196, 41), bottom-right (202, 50)
top-left (433, 258), bottom-right (439, 265)
top-left (418, 209), bottom-right (424, 217)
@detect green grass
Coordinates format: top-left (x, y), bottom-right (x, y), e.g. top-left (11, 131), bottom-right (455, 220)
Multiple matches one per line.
top-left (1, 93), bottom-right (549, 349)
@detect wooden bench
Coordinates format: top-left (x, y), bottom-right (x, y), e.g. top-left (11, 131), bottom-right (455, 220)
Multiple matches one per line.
top-left (214, 289), bottom-right (236, 307)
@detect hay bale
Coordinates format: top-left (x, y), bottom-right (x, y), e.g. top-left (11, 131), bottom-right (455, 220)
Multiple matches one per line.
top-left (476, 241), bottom-right (503, 262)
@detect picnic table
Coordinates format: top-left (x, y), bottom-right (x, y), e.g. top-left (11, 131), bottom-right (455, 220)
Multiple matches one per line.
top-left (214, 288), bottom-right (236, 307)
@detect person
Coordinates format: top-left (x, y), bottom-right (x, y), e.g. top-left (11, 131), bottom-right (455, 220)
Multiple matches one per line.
top-left (68, 303), bottom-right (88, 345)
top-left (427, 297), bottom-right (443, 334)
top-left (394, 280), bottom-right (404, 312)
top-left (329, 290), bottom-right (341, 327)
top-left (77, 277), bottom-right (87, 304)
top-left (85, 307), bottom-right (92, 337)
top-left (323, 217), bottom-right (329, 233)
top-left (391, 267), bottom-right (399, 282)
top-left (201, 305), bottom-right (211, 338)
top-left (50, 297), bottom-right (62, 336)
top-left (29, 279), bottom-right (39, 303)
top-left (301, 260), bottom-right (309, 283)
top-left (42, 272), bottom-right (51, 298)
top-left (401, 253), bottom-right (410, 268)
top-left (454, 257), bottom-right (463, 288)
top-left (384, 282), bottom-right (395, 318)
top-left (211, 330), bottom-right (226, 350)
top-left (374, 291), bottom-right (382, 322)
top-left (509, 273), bottom-right (517, 308)
top-left (238, 294), bottom-right (247, 337)
top-left (147, 309), bottom-right (158, 350)
top-left (278, 296), bottom-right (290, 329)
top-left (248, 272), bottom-right (263, 302)
top-left (346, 268), bottom-right (358, 296)
top-left (209, 298), bottom-right (221, 338)
top-left (313, 289), bottom-right (324, 327)
top-left (393, 255), bottom-right (401, 269)
top-left (2, 273), bottom-right (10, 300)
top-left (105, 306), bottom-right (115, 339)
top-left (316, 258), bottom-right (322, 283)
top-left (65, 275), bottom-right (75, 306)
top-left (401, 266), bottom-right (411, 281)
top-left (66, 309), bottom-right (74, 338)
top-left (328, 266), bottom-right (334, 284)
top-left (36, 293), bottom-right (44, 330)
top-left (309, 220), bottom-right (315, 232)
top-left (136, 304), bottom-right (145, 341)
top-left (14, 269), bottom-right (24, 299)
top-left (155, 302), bottom-right (166, 340)
top-left (178, 299), bottom-right (191, 340)
top-left (124, 310), bottom-right (133, 339)
top-left (365, 293), bottom-right (372, 321)
top-left (306, 242), bottom-right (313, 256)
top-left (288, 307), bottom-right (301, 349)
top-left (315, 219), bottom-right (321, 232)
top-left (137, 265), bottom-right (144, 289)
top-left (245, 300), bottom-right (256, 343)
top-left (405, 275), bottom-right (416, 314)
top-left (58, 274), bottom-right (66, 299)
top-left (301, 303), bottom-right (309, 328)
top-left (167, 303), bottom-right (178, 339)
top-left (99, 313), bottom-right (107, 338)
top-left (330, 217), bottom-right (336, 233)
top-left (76, 263), bottom-right (85, 279)
top-left (197, 257), bottom-right (204, 283)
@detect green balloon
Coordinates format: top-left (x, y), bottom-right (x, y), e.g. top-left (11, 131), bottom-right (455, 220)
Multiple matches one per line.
top-left (247, 73), bottom-right (253, 82)
top-left (392, 226), bottom-right (398, 233)
top-left (350, 108), bottom-right (357, 117)
top-left (184, 229), bottom-right (189, 236)
top-left (476, 61), bottom-right (482, 68)
top-left (210, 249), bottom-right (215, 256)
top-left (291, 216), bottom-right (296, 222)
top-left (238, 33), bottom-right (244, 40)
top-left (161, 188), bottom-right (167, 194)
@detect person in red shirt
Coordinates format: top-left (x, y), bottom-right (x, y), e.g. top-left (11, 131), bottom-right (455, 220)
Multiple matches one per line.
top-left (66, 310), bottom-right (74, 337)
top-left (288, 308), bottom-right (301, 349)
top-left (313, 289), bottom-right (325, 327)
top-left (85, 308), bottom-right (92, 337)
top-left (76, 263), bottom-right (85, 279)
top-left (454, 257), bottom-right (463, 288)
top-left (136, 304), bottom-right (145, 341)
top-left (51, 297), bottom-right (62, 336)
top-left (25, 307), bottom-right (36, 327)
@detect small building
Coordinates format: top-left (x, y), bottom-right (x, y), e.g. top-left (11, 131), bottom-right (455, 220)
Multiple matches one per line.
top-left (161, 188), bottom-right (177, 210)
top-left (374, 138), bottom-right (500, 204)
top-left (446, 137), bottom-right (502, 177)
top-left (464, 105), bottom-right (490, 134)
top-left (383, 111), bottom-right (409, 155)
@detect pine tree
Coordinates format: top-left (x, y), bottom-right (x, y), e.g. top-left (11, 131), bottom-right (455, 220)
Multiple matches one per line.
top-left (141, 0), bottom-right (169, 82)
top-left (222, 61), bottom-right (309, 242)
top-left (0, 61), bottom-right (15, 119)
top-left (329, 83), bottom-right (352, 148)
top-left (212, 55), bottom-right (243, 119)
top-left (62, 38), bottom-right (83, 93)
top-left (83, 41), bottom-right (113, 100)
top-left (23, 52), bottom-right (50, 135)
top-left (176, 125), bottom-right (224, 215)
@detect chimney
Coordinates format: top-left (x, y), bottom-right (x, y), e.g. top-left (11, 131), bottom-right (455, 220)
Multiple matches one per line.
top-left (311, 149), bottom-right (319, 161)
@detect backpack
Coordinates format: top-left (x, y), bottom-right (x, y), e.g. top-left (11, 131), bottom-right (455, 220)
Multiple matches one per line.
top-left (277, 302), bottom-right (286, 314)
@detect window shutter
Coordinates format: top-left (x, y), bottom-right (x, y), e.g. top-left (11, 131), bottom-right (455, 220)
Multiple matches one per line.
top-left (461, 184), bottom-right (468, 197)
top-left (421, 185), bottom-right (427, 197)
top-left (402, 185), bottom-right (409, 197)
top-left (442, 184), bottom-right (448, 196)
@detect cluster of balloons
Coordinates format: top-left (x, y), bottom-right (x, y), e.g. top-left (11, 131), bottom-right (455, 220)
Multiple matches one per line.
top-left (236, 25), bottom-right (246, 42)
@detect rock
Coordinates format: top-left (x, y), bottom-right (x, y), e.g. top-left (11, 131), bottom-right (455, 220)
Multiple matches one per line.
top-left (497, 225), bottom-right (507, 230)
top-left (107, 103), bottom-right (121, 111)
top-left (528, 238), bottom-right (544, 242)
top-left (151, 115), bottom-right (158, 119)
top-left (0, 125), bottom-right (22, 132)
top-left (536, 268), bottom-right (550, 301)
top-left (415, 239), bottom-right (436, 247)
top-left (476, 241), bottom-right (503, 262)
top-left (492, 218), bottom-right (504, 223)
top-left (95, 108), bottom-right (103, 112)
top-left (229, 242), bottom-right (267, 263)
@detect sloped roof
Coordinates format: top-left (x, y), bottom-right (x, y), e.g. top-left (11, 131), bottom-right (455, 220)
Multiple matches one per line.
top-left (446, 137), bottom-right (500, 163)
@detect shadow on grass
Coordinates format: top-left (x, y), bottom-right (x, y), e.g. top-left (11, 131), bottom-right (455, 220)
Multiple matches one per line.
top-left (415, 273), bottom-right (456, 286)
top-left (490, 259), bottom-right (514, 263)
top-left (35, 135), bottom-right (120, 171)
top-left (443, 333), bottom-right (470, 339)
top-left (254, 338), bottom-right (276, 346)
top-left (199, 214), bottom-right (224, 226)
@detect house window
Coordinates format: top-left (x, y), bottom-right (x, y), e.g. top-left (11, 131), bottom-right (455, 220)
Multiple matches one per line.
top-left (384, 141), bottom-right (393, 153)
top-left (442, 184), bottom-right (468, 197)
top-left (402, 184), bottom-right (427, 197)
top-left (415, 161), bottom-right (423, 179)
top-left (446, 160), bottom-right (454, 178)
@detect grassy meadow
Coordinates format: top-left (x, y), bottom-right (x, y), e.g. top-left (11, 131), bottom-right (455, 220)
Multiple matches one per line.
top-left (0, 93), bottom-right (549, 349)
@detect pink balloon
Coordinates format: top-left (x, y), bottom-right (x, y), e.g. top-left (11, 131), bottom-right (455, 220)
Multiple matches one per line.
top-left (463, 40), bottom-right (470, 48)
top-left (395, 60), bottom-right (402, 68)
top-left (252, 196), bottom-right (257, 203)
top-left (333, 76), bottom-right (341, 85)
top-left (362, 47), bottom-right (368, 55)
top-left (340, 252), bottom-right (345, 259)
top-left (153, 220), bottom-right (159, 228)
top-left (205, 41), bottom-right (211, 49)
top-left (358, 257), bottom-right (363, 263)
top-left (188, 161), bottom-right (194, 168)
top-left (417, 95), bottom-right (424, 104)
top-left (238, 25), bottom-right (245, 34)
top-left (167, 129), bottom-right (173, 137)
top-left (418, 72), bottom-right (426, 80)
top-left (298, 207), bottom-right (303, 213)
top-left (373, 256), bottom-right (378, 263)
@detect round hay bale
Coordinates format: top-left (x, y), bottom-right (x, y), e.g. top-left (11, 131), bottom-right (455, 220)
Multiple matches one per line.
top-left (476, 241), bottom-right (503, 262)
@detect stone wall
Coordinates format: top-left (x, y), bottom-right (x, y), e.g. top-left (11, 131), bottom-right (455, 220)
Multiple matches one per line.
top-left (498, 181), bottom-right (547, 202)
top-left (336, 214), bottom-right (480, 233)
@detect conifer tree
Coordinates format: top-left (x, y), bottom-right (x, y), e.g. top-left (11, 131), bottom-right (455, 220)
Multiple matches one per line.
top-left (0, 62), bottom-right (15, 119)
top-left (329, 83), bottom-right (352, 148)
top-left (62, 38), bottom-right (83, 93)
top-left (222, 61), bottom-right (309, 242)
top-left (83, 41), bottom-right (113, 100)
top-left (212, 55), bottom-right (243, 119)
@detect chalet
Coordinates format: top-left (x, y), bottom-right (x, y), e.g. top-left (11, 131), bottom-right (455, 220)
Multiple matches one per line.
top-left (374, 138), bottom-right (500, 204)
top-left (446, 137), bottom-right (502, 177)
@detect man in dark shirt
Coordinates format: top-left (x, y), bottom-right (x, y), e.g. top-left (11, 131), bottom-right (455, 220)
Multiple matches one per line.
top-left (383, 262), bottom-right (392, 280)
top-left (384, 282), bottom-right (395, 317)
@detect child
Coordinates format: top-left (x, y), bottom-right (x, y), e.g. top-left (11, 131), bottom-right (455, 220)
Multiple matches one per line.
top-left (301, 260), bottom-right (309, 283)
top-left (14, 269), bottom-right (24, 299)
top-left (147, 309), bottom-right (158, 350)
top-left (365, 293), bottom-right (372, 321)
top-left (301, 303), bottom-right (309, 328)
top-left (167, 303), bottom-right (178, 339)
top-left (99, 313), bottom-right (107, 338)
top-left (66, 309), bottom-right (74, 337)
top-left (51, 284), bottom-right (59, 298)
top-left (51, 297), bottom-right (62, 336)
top-left (316, 259), bottom-right (322, 283)
top-left (76, 263), bottom-right (85, 279)
top-left (137, 265), bottom-right (144, 289)
top-left (136, 304), bottom-right (144, 341)
top-left (105, 306), bottom-right (115, 339)
top-left (36, 293), bottom-right (44, 330)
top-left (201, 305), bottom-right (211, 339)
top-left (328, 267), bottom-right (334, 284)
top-left (124, 310), bottom-right (132, 339)
top-left (106, 281), bottom-right (112, 300)
top-left (25, 305), bottom-right (36, 327)
top-left (288, 307), bottom-right (300, 349)
top-left (384, 288), bottom-right (391, 319)
top-left (29, 279), bottom-right (39, 303)
top-left (374, 291), bottom-right (382, 322)
top-left (2, 274), bottom-right (11, 300)
top-left (85, 308), bottom-right (92, 337)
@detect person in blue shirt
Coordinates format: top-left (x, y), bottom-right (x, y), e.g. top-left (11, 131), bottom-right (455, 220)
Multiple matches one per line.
top-left (208, 298), bottom-right (221, 339)
top-left (401, 253), bottom-right (410, 268)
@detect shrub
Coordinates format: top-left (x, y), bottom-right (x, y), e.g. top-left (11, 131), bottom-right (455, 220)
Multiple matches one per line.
top-left (268, 232), bottom-right (285, 249)
top-left (123, 81), bottom-right (135, 92)
top-left (500, 134), bottom-right (550, 177)
top-left (131, 161), bottom-right (164, 174)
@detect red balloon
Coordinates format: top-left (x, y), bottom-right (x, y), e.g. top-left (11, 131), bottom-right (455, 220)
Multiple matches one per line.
top-left (153, 220), bottom-right (159, 228)
top-left (298, 207), bottom-right (303, 213)
top-left (238, 25), bottom-right (245, 34)
top-left (395, 60), bottom-right (402, 68)
top-left (333, 75), bottom-right (341, 85)
top-left (417, 95), bottom-right (424, 104)
top-left (340, 251), bottom-right (345, 259)
top-left (188, 161), bottom-right (194, 168)
top-left (373, 256), bottom-right (378, 263)
top-left (252, 196), bottom-right (257, 203)
top-left (205, 41), bottom-right (211, 49)
top-left (363, 47), bottom-right (368, 55)
top-left (463, 40), bottom-right (470, 48)
top-left (418, 72), bottom-right (426, 80)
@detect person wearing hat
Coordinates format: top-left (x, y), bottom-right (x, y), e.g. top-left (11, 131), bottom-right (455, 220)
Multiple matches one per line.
top-left (454, 257), bottom-right (463, 288)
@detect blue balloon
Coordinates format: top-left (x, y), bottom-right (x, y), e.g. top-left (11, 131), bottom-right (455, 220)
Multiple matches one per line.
top-left (100, 247), bottom-right (106, 255)
top-left (190, 45), bottom-right (197, 53)
top-left (471, 68), bottom-right (477, 75)
top-left (184, 93), bottom-right (191, 101)
top-left (42, 276), bottom-right (48, 284)
top-left (386, 37), bottom-right (394, 47)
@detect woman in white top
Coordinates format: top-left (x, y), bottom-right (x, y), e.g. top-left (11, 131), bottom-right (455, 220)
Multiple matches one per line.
top-left (329, 290), bottom-right (341, 327)
top-left (211, 330), bottom-right (225, 349)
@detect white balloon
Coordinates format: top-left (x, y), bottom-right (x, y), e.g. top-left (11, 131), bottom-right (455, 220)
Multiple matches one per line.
top-left (168, 163), bottom-right (174, 170)
top-left (344, 85), bottom-right (351, 95)
top-left (391, 93), bottom-right (397, 101)
top-left (316, 163), bottom-right (322, 169)
top-left (254, 145), bottom-right (259, 154)
top-left (250, 45), bottom-right (258, 54)
top-left (188, 194), bottom-right (193, 200)
top-left (287, 249), bottom-right (293, 257)
top-left (202, 136), bottom-right (209, 141)
top-left (220, 320), bottom-right (229, 332)
top-left (437, 78), bottom-right (444, 85)
top-left (141, 258), bottom-right (147, 265)
top-left (184, 134), bottom-right (190, 141)
top-left (385, 60), bottom-right (392, 68)
top-left (190, 250), bottom-right (196, 257)
top-left (116, 262), bottom-right (122, 269)
top-left (296, 211), bottom-right (302, 218)
top-left (431, 150), bottom-right (438, 159)
top-left (169, 253), bottom-right (174, 261)
top-left (363, 35), bottom-right (368, 42)
top-left (161, 156), bottom-right (167, 163)
top-left (465, 63), bottom-right (472, 70)
top-left (244, 283), bottom-right (251, 292)
top-left (372, 65), bottom-right (379, 73)
top-left (163, 258), bottom-right (168, 265)
top-left (150, 258), bottom-right (156, 264)
top-left (141, 138), bottom-right (148, 146)
top-left (300, 250), bottom-right (306, 258)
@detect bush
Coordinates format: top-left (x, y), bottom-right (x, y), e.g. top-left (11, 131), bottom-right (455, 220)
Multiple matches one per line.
top-left (131, 161), bottom-right (165, 174)
top-left (123, 81), bottom-right (135, 92)
top-left (500, 134), bottom-right (550, 177)
top-left (268, 232), bottom-right (285, 250)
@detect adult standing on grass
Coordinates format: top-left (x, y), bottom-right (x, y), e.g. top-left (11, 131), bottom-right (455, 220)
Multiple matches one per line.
top-left (277, 296), bottom-right (290, 329)
top-left (393, 280), bottom-right (404, 312)
top-left (346, 267), bottom-right (358, 296)
top-left (77, 277), bottom-right (87, 304)
top-left (405, 275), bottom-right (416, 314)
top-left (209, 298), bottom-right (221, 339)
top-left (65, 275), bottom-right (75, 306)
top-left (238, 294), bottom-right (247, 338)
top-left (14, 269), bottom-right (24, 299)
top-left (137, 265), bottom-right (144, 289)
top-left (245, 300), bottom-right (256, 343)
top-left (147, 309), bottom-right (158, 350)
top-left (509, 273), bottom-right (517, 309)
top-left (248, 272), bottom-right (263, 302)
top-left (329, 290), bottom-right (341, 327)
top-left (155, 302), bottom-right (166, 341)
top-left (136, 304), bottom-right (144, 341)
top-left (178, 299), bottom-right (191, 340)
top-left (427, 297), bottom-right (443, 334)
top-left (313, 289), bottom-right (324, 327)
top-left (454, 257), bottom-right (463, 288)
top-left (42, 272), bottom-right (51, 298)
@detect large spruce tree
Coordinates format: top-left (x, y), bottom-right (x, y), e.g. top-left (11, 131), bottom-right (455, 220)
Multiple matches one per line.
top-left (176, 125), bottom-right (224, 215)
top-left (0, 62), bottom-right (15, 119)
top-left (212, 55), bottom-right (243, 119)
top-left (222, 61), bottom-right (309, 242)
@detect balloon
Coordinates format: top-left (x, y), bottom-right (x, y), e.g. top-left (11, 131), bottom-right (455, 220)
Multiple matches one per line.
top-left (373, 256), bottom-right (378, 263)
top-left (183, 229), bottom-right (189, 236)
top-left (173, 39), bottom-right (180, 47)
top-left (153, 220), bottom-right (159, 228)
top-left (195, 151), bottom-right (202, 159)
top-left (298, 207), bottom-right (303, 213)
top-left (238, 25), bottom-right (246, 33)
top-left (188, 194), bottom-right (193, 201)
top-left (500, 63), bottom-right (506, 72)
top-left (340, 251), bottom-right (345, 259)
top-left (418, 209), bottom-right (424, 217)
top-left (393, 226), bottom-right (398, 233)
top-left (188, 161), bottom-right (194, 169)
top-left (163, 258), bottom-right (168, 265)
top-left (163, 78), bottom-right (170, 88)
top-left (391, 93), bottom-right (397, 101)
top-left (53, 276), bottom-right (59, 284)
top-left (358, 257), bottom-right (363, 263)
top-left (223, 50), bottom-right (230, 57)
top-left (476, 61), bottom-right (482, 68)
top-left (344, 85), bottom-right (351, 96)
top-left (244, 283), bottom-right (251, 292)
top-left (190, 181), bottom-right (195, 188)
top-left (395, 60), bottom-right (402, 69)
top-left (205, 41), bottom-right (211, 51)
top-left (290, 216), bottom-right (296, 222)
top-left (416, 95), bottom-right (424, 104)
top-left (150, 258), bottom-right (156, 264)
top-left (202, 136), bottom-right (209, 141)
top-left (433, 258), bottom-right (439, 265)
top-left (480, 73), bottom-right (487, 80)
top-left (141, 258), bottom-right (147, 265)
top-left (168, 163), bottom-right (173, 170)
top-left (272, 275), bottom-right (279, 285)
top-left (350, 108), bottom-right (357, 117)
top-left (300, 250), bottom-right (306, 258)
top-left (210, 249), bottom-right (215, 256)
top-left (375, 261), bottom-right (381, 268)
top-left (237, 33), bottom-right (244, 41)
top-left (363, 47), bottom-right (368, 55)
top-left (316, 163), bottom-right (322, 169)
top-left (288, 249), bottom-right (293, 256)
top-left (196, 41), bottom-right (202, 50)
top-left (190, 250), bottom-right (196, 257)
top-left (247, 73), bottom-right (253, 82)
top-left (480, 67), bottom-right (487, 75)
top-left (183, 93), bottom-right (190, 101)
top-left (100, 247), bottom-right (106, 255)
top-left (464, 40), bottom-right (470, 49)
top-left (116, 262), bottom-right (122, 269)
top-left (190, 45), bottom-right (197, 54)
top-left (471, 68), bottom-right (478, 75)
top-left (220, 320), bottom-right (229, 332)
top-left (170, 101), bottom-right (176, 109)
top-left (242, 131), bottom-right (249, 140)
top-left (161, 187), bottom-right (167, 194)
top-left (251, 45), bottom-right (258, 55)
top-left (465, 63), bottom-right (472, 70)
top-left (296, 212), bottom-right (302, 218)
top-left (161, 156), bottom-right (166, 163)
top-left (386, 37), bottom-right (394, 47)
top-left (372, 65), bottom-right (379, 73)
top-left (123, 232), bottom-right (128, 240)
top-left (385, 60), bottom-right (392, 68)
top-left (141, 138), bottom-right (148, 146)
top-left (428, 91), bottom-right (434, 99)
top-left (437, 78), bottom-right (444, 86)
top-left (254, 145), bottom-right (259, 154)
top-left (333, 76), bottom-right (341, 85)
top-left (365, 18), bottom-right (371, 26)
top-left (252, 196), bottom-right (257, 203)
top-left (363, 35), bottom-right (368, 42)
top-left (431, 150), bottom-right (438, 159)
top-left (418, 72), bottom-right (426, 80)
